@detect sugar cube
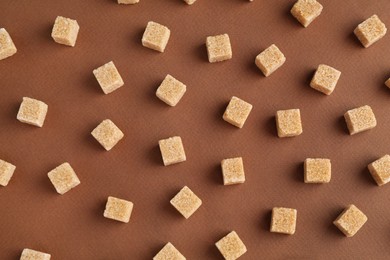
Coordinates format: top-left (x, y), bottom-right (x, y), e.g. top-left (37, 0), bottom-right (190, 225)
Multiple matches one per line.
top-left (385, 78), bottom-right (390, 89)
top-left (206, 34), bottom-right (232, 63)
top-left (310, 64), bottom-right (341, 95)
top-left (344, 105), bottom-right (376, 135)
top-left (51, 16), bottom-right (80, 47)
top-left (221, 157), bottom-right (245, 185)
top-left (304, 158), bottom-right (331, 183)
top-left (255, 44), bottom-right (286, 77)
top-left (158, 136), bottom-right (186, 166)
top-left (91, 119), bottom-right (124, 151)
top-left (170, 186), bottom-right (202, 219)
top-left (93, 61), bottom-right (124, 94)
top-left (142, 21), bottom-right (171, 52)
top-left (270, 207), bottom-right (297, 235)
top-left (104, 196), bottom-right (133, 223)
top-left (153, 242), bottom-right (185, 260)
top-left (215, 231), bottom-right (247, 260)
top-left (20, 248), bottom-right (51, 260)
top-left (17, 97), bottom-right (48, 127)
top-left (223, 96), bottom-right (253, 128)
top-left (368, 155), bottom-right (390, 186)
top-left (0, 28), bottom-right (17, 60)
top-left (354, 15), bottom-right (387, 48)
top-left (47, 163), bottom-right (80, 195)
top-left (291, 0), bottom-right (323, 27)
top-left (333, 204), bottom-right (367, 237)
top-left (184, 0), bottom-right (196, 4)
top-left (276, 109), bottom-right (303, 137)
top-left (118, 0), bottom-right (139, 4)
top-left (156, 74), bottom-right (187, 106)
top-left (0, 159), bottom-right (16, 187)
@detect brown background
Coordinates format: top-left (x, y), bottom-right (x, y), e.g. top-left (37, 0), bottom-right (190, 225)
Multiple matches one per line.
top-left (1, 0), bottom-right (390, 259)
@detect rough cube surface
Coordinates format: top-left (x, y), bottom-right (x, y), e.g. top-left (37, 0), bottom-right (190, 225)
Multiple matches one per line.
top-left (153, 242), bottom-right (185, 260)
top-left (184, 0), bottom-right (196, 4)
top-left (142, 21), bottom-right (171, 52)
top-left (48, 162), bottom-right (80, 195)
top-left (333, 204), bottom-right (367, 237)
top-left (170, 186), bottom-right (202, 219)
top-left (156, 74), bottom-right (187, 106)
top-left (0, 28), bottom-right (17, 60)
top-left (304, 158), bottom-right (331, 183)
top-left (368, 155), bottom-right (390, 186)
top-left (104, 196), bottom-right (133, 223)
top-left (93, 61), bottom-right (124, 94)
top-left (206, 34), bottom-right (232, 63)
top-left (291, 0), bottom-right (323, 27)
top-left (255, 44), bottom-right (286, 77)
top-left (118, 0), bottom-right (139, 4)
top-left (270, 207), bottom-right (297, 235)
top-left (223, 96), bottom-right (253, 128)
top-left (17, 97), bottom-right (48, 127)
top-left (20, 248), bottom-right (51, 260)
top-left (51, 16), bottom-right (79, 47)
top-left (385, 78), bottom-right (390, 89)
top-left (91, 119), bottom-right (124, 151)
top-left (310, 64), bottom-right (341, 95)
top-left (215, 231), bottom-right (247, 260)
top-left (276, 109), bottom-right (303, 137)
top-left (344, 105), bottom-right (376, 135)
top-left (354, 15), bottom-right (387, 48)
top-left (158, 136), bottom-right (186, 166)
top-left (0, 159), bottom-right (16, 187)
top-left (221, 157), bottom-right (245, 185)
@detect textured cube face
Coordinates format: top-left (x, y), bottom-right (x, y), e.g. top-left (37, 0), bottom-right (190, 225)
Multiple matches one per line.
top-left (215, 231), bottom-right (247, 260)
top-left (156, 74), bottom-right (187, 106)
top-left (17, 97), bottom-right (48, 127)
top-left (142, 21), bottom-right (171, 52)
top-left (158, 136), bottom-right (186, 166)
top-left (368, 155), bottom-right (390, 186)
top-left (93, 61), bottom-right (124, 94)
top-left (221, 157), bottom-right (245, 185)
top-left (118, 0), bottom-right (139, 4)
top-left (270, 207), bottom-right (297, 235)
top-left (276, 109), bottom-right (302, 137)
top-left (153, 242), bottom-right (186, 260)
top-left (170, 186), bottom-right (202, 219)
top-left (206, 34), bottom-right (232, 63)
top-left (0, 159), bottom-right (16, 187)
top-left (20, 248), bottom-right (51, 260)
top-left (103, 196), bottom-right (133, 223)
top-left (310, 64), bottom-right (341, 95)
top-left (354, 15), bottom-right (387, 48)
top-left (255, 44), bottom-right (286, 77)
top-left (51, 16), bottom-right (80, 47)
top-left (47, 163), bottom-right (80, 195)
top-left (91, 119), bottom-right (124, 151)
top-left (304, 158), bottom-right (331, 183)
top-left (222, 96), bottom-right (253, 128)
top-left (291, 0), bottom-right (323, 27)
top-left (333, 205), bottom-right (367, 237)
top-left (0, 28), bottom-right (17, 60)
top-left (184, 0), bottom-right (196, 4)
top-left (344, 105), bottom-right (376, 135)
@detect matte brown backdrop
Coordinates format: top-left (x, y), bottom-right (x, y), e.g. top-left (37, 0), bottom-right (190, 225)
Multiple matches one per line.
top-left (1, 0), bottom-right (390, 259)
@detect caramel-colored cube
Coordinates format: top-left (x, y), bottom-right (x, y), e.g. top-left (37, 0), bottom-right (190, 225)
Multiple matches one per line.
top-left (0, 159), bottom-right (16, 187)
top-left (276, 109), bottom-right (302, 137)
top-left (222, 96), bottom-right (253, 128)
top-left (91, 119), bottom-right (124, 151)
top-left (255, 44), bottom-right (286, 77)
top-left (93, 61), bottom-right (124, 94)
top-left (17, 97), bottom-right (48, 127)
top-left (215, 231), bottom-right (247, 260)
top-left (118, 0), bottom-right (139, 4)
top-left (47, 162), bottom-right (80, 195)
top-left (103, 196), bottom-right (133, 223)
top-left (170, 186), bottom-right (202, 219)
top-left (0, 28), bottom-right (17, 60)
top-left (270, 207), bottom-right (297, 235)
top-left (304, 158), bottom-right (331, 183)
top-left (310, 64), bottom-right (341, 95)
top-left (344, 105), bottom-right (376, 135)
top-left (221, 157), bottom-right (245, 185)
top-left (158, 136), bottom-right (186, 166)
top-left (153, 242), bottom-right (185, 260)
top-left (51, 16), bottom-right (80, 47)
top-left (206, 34), bottom-right (232, 63)
top-left (354, 15), bottom-right (387, 48)
top-left (142, 21), bottom-right (171, 53)
top-left (333, 204), bottom-right (367, 237)
top-left (291, 0), bottom-right (323, 27)
top-left (156, 74), bottom-right (187, 106)
top-left (20, 248), bottom-right (51, 260)
top-left (368, 155), bottom-right (390, 186)
top-left (385, 78), bottom-right (390, 89)
top-left (183, 0), bottom-right (196, 4)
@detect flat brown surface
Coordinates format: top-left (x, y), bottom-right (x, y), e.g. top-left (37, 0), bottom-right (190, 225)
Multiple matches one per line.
top-left (1, 0), bottom-right (390, 259)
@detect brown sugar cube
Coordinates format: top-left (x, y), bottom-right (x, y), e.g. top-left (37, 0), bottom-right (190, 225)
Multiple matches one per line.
top-left (221, 157), bottom-right (245, 185)
top-left (183, 0), bottom-right (196, 4)
top-left (222, 96), bottom-right (253, 128)
top-left (91, 119), bottom-right (124, 151)
top-left (354, 15), bottom-right (387, 48)
top-left (142, 21), bottom-right (171, 53)
top-left (0, 159), bottom-right (16, 187)
top-left (206, 34), bottom-right (232, 63)
top-left (170, 186), bottom-right (202, 219)
top-left (0, 28), bottom-right (17, 60)
top-left (333, 204), bottom-right (367, 237)
top-left (270, 207), bottom-right (297, 235)
top-left (93, 61), bottom-right (124, 94)
top-left (48, 162), bottom-right (80, 195)
top-left (368, 155), bottom-right (390, 186)
top-left (276, 109), bottom-right (303, 137)
top-left (17, 97), bottom-right (48, 127)
top-left (304, 158), bottom-right (331, 183)
top-left (344, 105), bottom-right (376, 135)
top-left (153, 242), bottom-right (186, 260)
top-left (310, 64), bottom-right (341, 95)
top-left (20, 248), bottom-right (51, 260)
top-left (51, 16), bottom-right (80, 47)
top-left (158, 136), bottom-right (186, 166)
top-left (255, 44), bottom-right (286, 77)
top-left (291, 0), bottom-right (323, 27)
top-left (156, 74), bottom-right (187, 106)
top-left (103, 196), bottom-right (133, 223)
top-left (215, 231), bottom-right (247, 260)
top-left (118, 0), bottom-right (139, 4)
